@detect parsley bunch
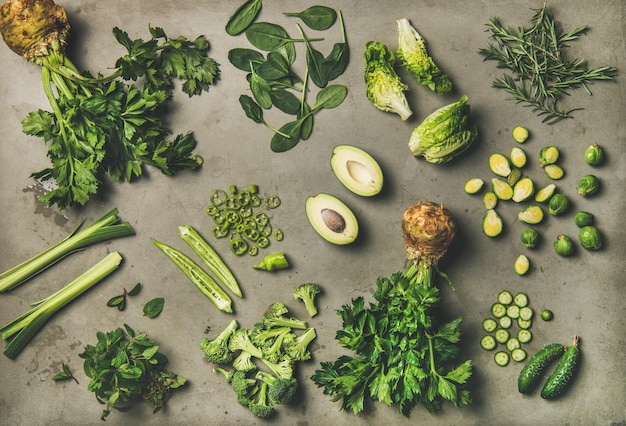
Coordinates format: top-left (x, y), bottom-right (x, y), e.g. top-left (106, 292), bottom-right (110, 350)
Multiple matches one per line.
top-left (311, 265), bottom-right (472, 416)
top-left (21, 25), bottom-right (220, 208)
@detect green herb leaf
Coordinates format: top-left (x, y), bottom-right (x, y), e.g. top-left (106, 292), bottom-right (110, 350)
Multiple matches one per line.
top-left (127, 282), bottom-right (143, 296)
top-left (52, 363), bottom-right (79, 384)
top-left (284, 5), bottom-right (337, 31)
top-left (226, 0), bottom-right (263, 36)
top-left (143, 297), bottom-right (165, 318)
top-left (228, 48), bottom-right (265, 72)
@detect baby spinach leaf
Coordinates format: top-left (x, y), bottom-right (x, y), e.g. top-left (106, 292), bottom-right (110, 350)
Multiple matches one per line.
top-left (312, 84), bottom-right (348, 110)
top-left (250, 67), bottom-right (273, 109)
top-left (228, 48), bottom-right (264, 72)
top-left (323, 42), bottom-right (349, 81)
top-left (299, 103), bottom-right (314, 141)
top-left (239, 94), bottom-right (265, 123)
top-left (270, 89), bottom-right (301, 115)
top-left (143, 297), bottom-right (165, 318)
top-left (270, 120), bottom-right (302, 152)
top-left (246, 22), bottom-right (292, 51)
top-left (226, 0), bottom-right (262, 36)
top-left (284, 5), bottom-right (337, 31)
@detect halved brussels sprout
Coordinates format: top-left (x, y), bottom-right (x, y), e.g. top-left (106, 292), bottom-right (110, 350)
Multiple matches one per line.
top-left (539, 146), bottom-right (560, 166)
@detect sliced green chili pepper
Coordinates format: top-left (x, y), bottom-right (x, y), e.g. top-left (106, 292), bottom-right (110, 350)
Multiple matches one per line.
top-left (206, 204), bottom-right (218, 216)
top-left (210, 189), bottom-right (228, 206)
top-left (257, 236), bottom-right (270, 248)
top-left (265, 195), bottom-right (281, 209)
top-left (237, 190), bottom-right (252, 206)
top-left (274, 229), bottom-right (284, 241)
top-left (243, 226), bottom-right (260, 241)
top-left (249, 184), bottom-right (259, 194)
top-left (240, 205), bottom-right (253, 218)
top-left (253, 252), bottom-right (289, 271)
top-left (248, 245), bottom-right (259, 256)
top-left (255, 212), bottom-right (269, 226)
top-left (230, 238), bottom-right (249, 256)
top-left (259, 223), bottom-right (273, 237)
top-left (212, 208), bottom-right (228, 225)
top-left (226, 210), bottom-right (241, 224)
top-left (229, 184), bottom-right (238, 194)
top-left (251, 195), bottom-right (262, 207)
top-left (212, 224), bottom-right (230, 239)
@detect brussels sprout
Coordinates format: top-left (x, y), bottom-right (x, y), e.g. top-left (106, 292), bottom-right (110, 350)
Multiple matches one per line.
top-left (574, 211), bottom-right (594, 228)
top-left (541, 309), bottom-right (554, 321)
top-left (548, 193), bottom-right (570, 216)
top-left (507, 168), bottom-right (522, 187)
top-left (584, 143), bottom-right (604, 166)
top-left (539, 146), bottom-right (560, 166)
top-left (577, 174), bottom-right (600, 197)
top-left (512, 126), bottom-right (529, 143)
top-left (544, 164), bottom-right (564, 180)
top-left (491, 177), bottom-right (513, 200)
top-left (534, 183), bottom-right (556, 203)
top-left (489, 153), bottom-right (512, 177)
top-left (483, 209), bottom-right (503, 237)
top-left (510, 147), bottom-right (527, 168)
top-left (512, 178), bottom-right (534, 202)
top-left (518, 205), bottom-right (544, 224)
top-left (514, 254), bottom-right (530, 275)
top-left (554, 234), bottom-right (574, 256)
top-left (464, 178), bottom-right (484, 194)
top-left (579, 226), bottom-right (603, 250)
top-left (520, 228), bottom-right (539, 249)
top-left (483, 191), bottom-right (498, 209)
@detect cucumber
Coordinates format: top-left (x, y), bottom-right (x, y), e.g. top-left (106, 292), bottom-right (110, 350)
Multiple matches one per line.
top-left (497, 290), bottom-right (513, 305)
top-left (517, 343), bottom-right (565, 394)
top-left (481, 335), bottom-right (497, 351)
top-left (506, 304), bottom-right (520, 319)
top-left (513, 292), bottom-right (528, 307)
top-left (541, 336), bottom-right (580, 399)
top-left (494, 351), bottom-right (510, 366)
top-left (519, 306), bottom-right (534, 321)
top-left (506, 337), bottom-right (521, 352)
top-left (511, 348), bottom-right (527, 362)
top-left (517, 317), bottom-right (532, 329)
top-left (482, 318), bottom-right (498, 333)
top-left (499, 316), bottom-right (512, 329)
top-left (494, 328), bottom-right (510, 344)
top-left (491, 302), bottom-right (507, 318)
top-left (517, 329), bottom-right (533, 343)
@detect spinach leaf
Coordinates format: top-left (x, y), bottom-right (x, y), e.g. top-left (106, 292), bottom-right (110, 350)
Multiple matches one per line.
top-left (228, 48), bottom-right (264, 72)
top-left (299, 103), bottom-right (314, 141)
top-left (270, 120), bottom-right (302, 152)
top-left (239, 94), bottom-right (265, 123)
top-left (250, 67), bottom-right (273, 109)
top-left (226, 0), bottom-right (262, 36)
top-left (284, 5), bottom-right (337, 31)
top-left (246, 22), bottom-right (292, 51)
top-left (270, 89), bottom-right (301, 115)
top-left (312, 84), bottom-right (348, 111)
top-left (143, 297), bottom-right (165, 318)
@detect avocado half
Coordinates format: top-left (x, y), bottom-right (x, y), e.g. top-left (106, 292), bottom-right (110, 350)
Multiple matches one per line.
top-left (330, 145), bottom-right (383, 197)
top-left (305, 193), bottom-right (359, 245)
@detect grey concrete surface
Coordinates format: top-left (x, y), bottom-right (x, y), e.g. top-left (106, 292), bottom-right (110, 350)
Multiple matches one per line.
top-left (0, 1), bottom-right (624, 425)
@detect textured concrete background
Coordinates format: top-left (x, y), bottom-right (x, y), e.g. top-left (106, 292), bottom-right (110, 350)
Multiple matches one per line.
top-left (0, 1), bottom-right (624, 425)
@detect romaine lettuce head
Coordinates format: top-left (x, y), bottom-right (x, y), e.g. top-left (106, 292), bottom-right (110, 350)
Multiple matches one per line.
top-left (409, 95), bottom-right (478, 164)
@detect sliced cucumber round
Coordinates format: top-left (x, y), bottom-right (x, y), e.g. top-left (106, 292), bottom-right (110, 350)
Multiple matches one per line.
top-left (506, 304), bottom-right (520, 319)
top-left (506, 337), bottom-right (521, 352)
top-left (494, 328), bottom-right (510, 344)
top-left (482, 318), bottom-right (498, 333)
top-left (518, 329), bottom-right (533, 343)
top-left (494, 351), bottom-right (510, 366)
top-left (480, 335), bottom-right (497, 351)
top-left (519, 306), bottom-right (534, 321)
top-left (514, 292), bottom-right (529, 307)
top-left (511, 347), bottom-right (527, 362)
top-left (499, 316), bottom-right (512, 329)
top-left (491, 302), bottom-right (507, 318)
top-left (497, 290), bottom-right (513, 305)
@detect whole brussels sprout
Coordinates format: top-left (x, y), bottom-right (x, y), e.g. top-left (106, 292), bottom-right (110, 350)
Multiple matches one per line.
top-left (577, 174), bottom-right (600, 197)
top-left (574, 211), bottom-right (594, 228)
top-left (579, 226), bottom-right (603, 250)
top-left (584, 144), bottom-right (604, 166)
top-left (554, 234), bottom-right (574, 256)
top-left (548, 193), bottom-right (570, 216)
top-left (520, 228), bottom-right (539, 249)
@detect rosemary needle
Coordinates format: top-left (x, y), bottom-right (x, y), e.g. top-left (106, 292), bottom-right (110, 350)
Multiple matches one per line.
top-left (479, 2), bottom-right (617, 124)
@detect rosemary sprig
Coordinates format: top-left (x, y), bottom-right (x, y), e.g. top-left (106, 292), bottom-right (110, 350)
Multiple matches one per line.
top-left (479, 2), bottom-right (617, 124)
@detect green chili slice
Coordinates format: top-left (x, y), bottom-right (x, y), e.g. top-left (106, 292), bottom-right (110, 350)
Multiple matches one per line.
top-left (251, 195), bottom-right (262, 207)
top-left (274, 229), bottom-right (284, 241)
top-left (255, 212), bottom-right (269, 226)
top-left (248, 245), bottom-right (259, 256)
top-left (265, 195), bottom-right (281, 209)
top-left (212, 224), bottom-right (229, 239)
top-left (257, 236), bottom-right (270, 248)
top-left (206, 204), bottom-right (218, 216)
top-left (230, 238), bottom-right (249, 256)
top-left (237, 190), bottom-right (252, 206)
top-left (243, 226), bottom-right (260, 241)
top-left (210, 189), bottom-right (228, 206)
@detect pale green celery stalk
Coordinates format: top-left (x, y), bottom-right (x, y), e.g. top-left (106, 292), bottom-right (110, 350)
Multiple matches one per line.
top-left (0, 208), bottom-right (134, 292)
top-left (1, 251), bottom-right (123, 359)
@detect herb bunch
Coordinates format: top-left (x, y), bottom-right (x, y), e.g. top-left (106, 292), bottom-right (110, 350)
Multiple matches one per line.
top-left (21, 24), bottom-right (220, 208)
top-left (79, 324), bottom-right (186, 420)
top-left (311, 268), bottom-right (472, 416)
top-left (226, 3), bottom-right (349, 152)
top-left (479, 3), bottom-right (617, 124)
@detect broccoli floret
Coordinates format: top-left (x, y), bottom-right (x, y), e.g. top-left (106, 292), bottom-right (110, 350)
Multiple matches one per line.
top-left (259, 357), bottom-right (293, 380)
top-left (283, 327), bottom-right (317, 362)
top-left (248, 382), bottom-right (275, 418)
top-left (255, 370), bottom-right (298, 405)
top-left (250, 325), bottom-right (292, 348)
top-left (293, 283), bottom-right (321, 317)
top-left (396, 18), bottom-right (452, 95)
top-left (230, 370), bottom-right (258, 407)
top-left (364, 41), bottom-right (413, 121)
top-left (213, 366), bottom-right (236, 383)
top-left (232, 350), bottom-right (257, 373)
top-left (261, 304), bottom-right (308, 330)
top-left (260, 328), bottom-right (291, 363)
top-left (228, 328), bottom-right (264, 359)
top-left (200, 319), bottom-right (238, 364)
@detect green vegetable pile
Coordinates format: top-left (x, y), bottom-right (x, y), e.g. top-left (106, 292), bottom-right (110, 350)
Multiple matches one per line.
top-left (80, 324), bottom-right (187, 420)
top-left (201, 302), bottom-right (317, 418)
top-left (226, 2), bottom-right (349, 152)
top-left (0, 0), bottom-right (220, 208)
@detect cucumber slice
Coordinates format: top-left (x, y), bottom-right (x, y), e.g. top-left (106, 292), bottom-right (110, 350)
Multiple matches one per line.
top-left (482, 318), bottom-right (498, 333)
top-left (497, 290), bottom-right (513, 305)
top-left (480, 335), bottom-right (497, 351)
top-left (506, 305), bottom-right (520, 319)
top-left (511, 347), bottom-right (527, 362)
top-left (491, 303), bottom-right (507, 318)
top-left (494, 351), bottom-right (510, 366)
top-left (499, 316), bottom-right (512, 329)
top-left (518, 329), bottom-right (533, 343)
top-left (519, 306), bottom-right (534, 321)
top-left (514, 292), bottom-right (529, 307)
top-left (517, 318), bottom-right (533, 329)
top-left (506, 337), bottom-right (521, 352)
top-left (494, 328), bottom-right (510, 344)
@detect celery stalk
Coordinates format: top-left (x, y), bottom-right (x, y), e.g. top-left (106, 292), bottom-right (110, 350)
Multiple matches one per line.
top-left (1, 251), bottom-right (123, 359)
top-left (0, 208), bottom-right (134, 292)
